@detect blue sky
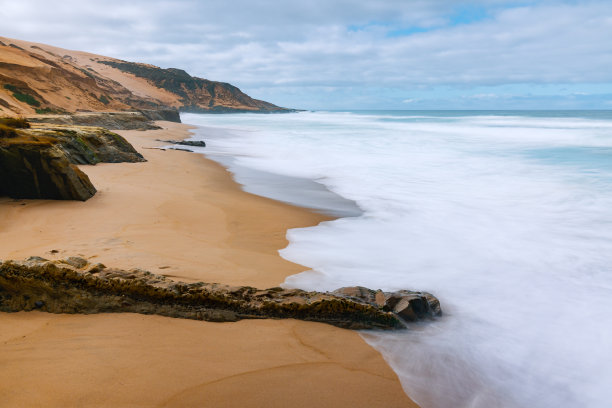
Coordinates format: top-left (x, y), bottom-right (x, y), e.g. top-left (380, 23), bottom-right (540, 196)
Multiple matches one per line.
top-left (2, 0), bottom-right (612, 110)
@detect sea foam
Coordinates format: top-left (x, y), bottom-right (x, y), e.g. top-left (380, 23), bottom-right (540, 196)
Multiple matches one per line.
top-left (182, 111), bottom-right (612, 408)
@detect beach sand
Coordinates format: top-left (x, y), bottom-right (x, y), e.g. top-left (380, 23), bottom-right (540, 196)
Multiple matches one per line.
top-left (0, 122), bottom-right (417, 407)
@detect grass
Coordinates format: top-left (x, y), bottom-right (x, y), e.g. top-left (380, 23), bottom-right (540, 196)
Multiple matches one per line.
top-left (35, 108), bottom-right (55, 114)
top-left (3, 85), bottom-right (41, 107)
top-left (35, 108), bottom-right (67, 115)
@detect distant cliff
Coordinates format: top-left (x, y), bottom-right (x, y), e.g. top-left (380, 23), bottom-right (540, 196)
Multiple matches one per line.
top-left (0, 36), bottom-right (288, 116)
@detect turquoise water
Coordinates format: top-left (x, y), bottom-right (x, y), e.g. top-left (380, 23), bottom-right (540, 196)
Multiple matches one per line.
top-left (182, 110), bottom-right (612, 408)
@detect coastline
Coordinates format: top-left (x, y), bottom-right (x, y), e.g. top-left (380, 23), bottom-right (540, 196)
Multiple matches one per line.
top-left (0, 121), bottom-right (417, 407)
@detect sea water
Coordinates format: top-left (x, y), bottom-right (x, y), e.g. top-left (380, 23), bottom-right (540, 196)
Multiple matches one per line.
top-left (180, 111), bottom-right (612, 408)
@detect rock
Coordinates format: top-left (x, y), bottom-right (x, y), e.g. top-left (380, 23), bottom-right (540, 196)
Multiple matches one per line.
top-left (27, 112), bottom-right (163, 130)
top-left (333, 286), bottom-right (386, 307)
top-left (139, 109), bottom-right (181, 123)
top-left (62, 256), bottom-right (88, 269)
top-left (158, 139), bottom-right (206, 148)
top-left (21, 124), bottom-right (146, 164)
top-left (0, 258), bottom-right (442, 330)
top-left (334, 286), bottom-right (442, 322)
top-left (0, 120), bottom-right (146, 200)
top-left (34, 300), bottom-right (44, 308)
top-left (385, 290), bottom-right (442, 321)
top-left (177, 140), bottom-right (206, 147)
top-left (0, 139), bottom-right (97, 201)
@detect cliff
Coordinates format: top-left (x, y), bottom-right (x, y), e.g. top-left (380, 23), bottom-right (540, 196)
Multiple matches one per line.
top-left (0, 36), bottom-right (288, 116)
top-left (0, 257), bottom-right (442, 330)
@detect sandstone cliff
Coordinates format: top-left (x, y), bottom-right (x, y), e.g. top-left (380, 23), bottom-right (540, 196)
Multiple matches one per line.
top-left (0, 36), bottom-right (288, 116)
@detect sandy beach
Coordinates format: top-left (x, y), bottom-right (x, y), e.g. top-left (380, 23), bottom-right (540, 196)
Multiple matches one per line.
top-left (0, 122), bottom-right (416, 407)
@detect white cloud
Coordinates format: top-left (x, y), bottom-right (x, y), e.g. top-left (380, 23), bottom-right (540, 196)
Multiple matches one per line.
top-left (2, 0), bottom-right (611, 108)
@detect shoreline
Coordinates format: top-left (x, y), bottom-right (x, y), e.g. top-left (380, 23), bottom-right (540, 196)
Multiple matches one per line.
top-left (0, 121), bottom-right (418, 407)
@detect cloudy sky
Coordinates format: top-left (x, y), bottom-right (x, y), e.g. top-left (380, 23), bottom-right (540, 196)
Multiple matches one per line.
top-left (2, 0), bottom-right (612, 110)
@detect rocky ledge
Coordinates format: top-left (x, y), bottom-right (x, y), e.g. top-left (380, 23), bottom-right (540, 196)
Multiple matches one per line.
top-left (0, 119), bottom-right (145, 200)
top-left (27, 110), bottom-right (181, 130)
top-left (0, 257), bottom-right (441, 330)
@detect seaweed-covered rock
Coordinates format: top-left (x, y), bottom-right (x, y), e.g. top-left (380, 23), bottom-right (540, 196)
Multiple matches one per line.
top-left (0, 257), bottom-right (443, 330)
top-left (24, 125), bottom-right (146, 164)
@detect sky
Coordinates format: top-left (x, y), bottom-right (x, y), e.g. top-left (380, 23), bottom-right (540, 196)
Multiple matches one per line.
top-left (2, 0), bottom-right (612, 110)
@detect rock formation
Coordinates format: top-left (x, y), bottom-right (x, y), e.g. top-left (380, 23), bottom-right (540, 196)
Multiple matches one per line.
top-left (0, 119), bottom-right (145, 200)
top-left (0, 139), bottom-right (96, 200)
top-left (0, 257), bottom-right (442, 330)
top-left (27, 110), bottom-right (180, 130)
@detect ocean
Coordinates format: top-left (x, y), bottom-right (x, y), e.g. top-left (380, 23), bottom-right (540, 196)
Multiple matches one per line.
top-left (179, 110), bottom-right (612, 408)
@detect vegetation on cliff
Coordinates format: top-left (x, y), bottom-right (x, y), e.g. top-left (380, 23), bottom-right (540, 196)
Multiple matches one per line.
top-left (97, 59), bottom-right (287, 113)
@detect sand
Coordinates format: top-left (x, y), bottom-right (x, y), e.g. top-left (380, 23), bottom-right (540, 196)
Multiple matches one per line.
top-left (0, 122), bottom-right (417, 407)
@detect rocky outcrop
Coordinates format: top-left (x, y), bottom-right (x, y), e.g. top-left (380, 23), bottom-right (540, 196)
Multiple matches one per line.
top-left (27, 111), bottom-right (166, 130)
top-left (23, 124), bottom-right (146, 164)
top-left (139, 109), bottom-right (181, 123)
top-left (158, 139), bottom-right (206, 148)
top-left (0, 120), bottom-right (145, 200)
top-left (0, 257), bottom-right (442, 330)
top-left (0, 137), bottom-right (96, 200)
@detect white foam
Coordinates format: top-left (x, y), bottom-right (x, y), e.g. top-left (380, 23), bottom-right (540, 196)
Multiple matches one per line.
top-left (183, 111), bottom-right (612, 408)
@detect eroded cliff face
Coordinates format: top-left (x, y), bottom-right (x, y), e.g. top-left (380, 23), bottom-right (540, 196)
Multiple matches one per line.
top-left (0, 119), bottom-right (145, 200)
top-left (0, 257), bottom-right (442, 330)
top-left (0, 36), bottom-right (288, 116)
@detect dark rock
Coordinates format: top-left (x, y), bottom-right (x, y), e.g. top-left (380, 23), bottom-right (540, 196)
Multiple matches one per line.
top-left (0, 121), bottom-right (146, 200)
top-left (0, 258), bottom-right (442, 330)
top-left (334, 286), bottom-right (442, 322)
top-left (158, 139), bottom-right (206, 148)
top-left (0, 140), bottom-right (96, 201)
top-left (385, 290), bottom-right (442, 321)
top-left (62, 256), bottom-right (89, 269)
top-left (34, 300), bottom-right (44, 308)
top-left (139, 109), bottom-right (181, 123)
top-left (177, 140), bottom-right (206, 147)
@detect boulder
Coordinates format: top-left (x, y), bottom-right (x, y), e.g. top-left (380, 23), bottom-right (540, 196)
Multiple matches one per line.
top-left (334, 286), bottom-right (442, 322)
top-left (0, 140), bottom-right (96, 200)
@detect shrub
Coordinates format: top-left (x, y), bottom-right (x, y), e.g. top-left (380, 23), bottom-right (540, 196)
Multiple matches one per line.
top-left (35, 108), bottom-right (54, 114)
top-left (12, 92), bottom-right (41, 107)
top-left (4, 84), bottom-right (42, 107)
